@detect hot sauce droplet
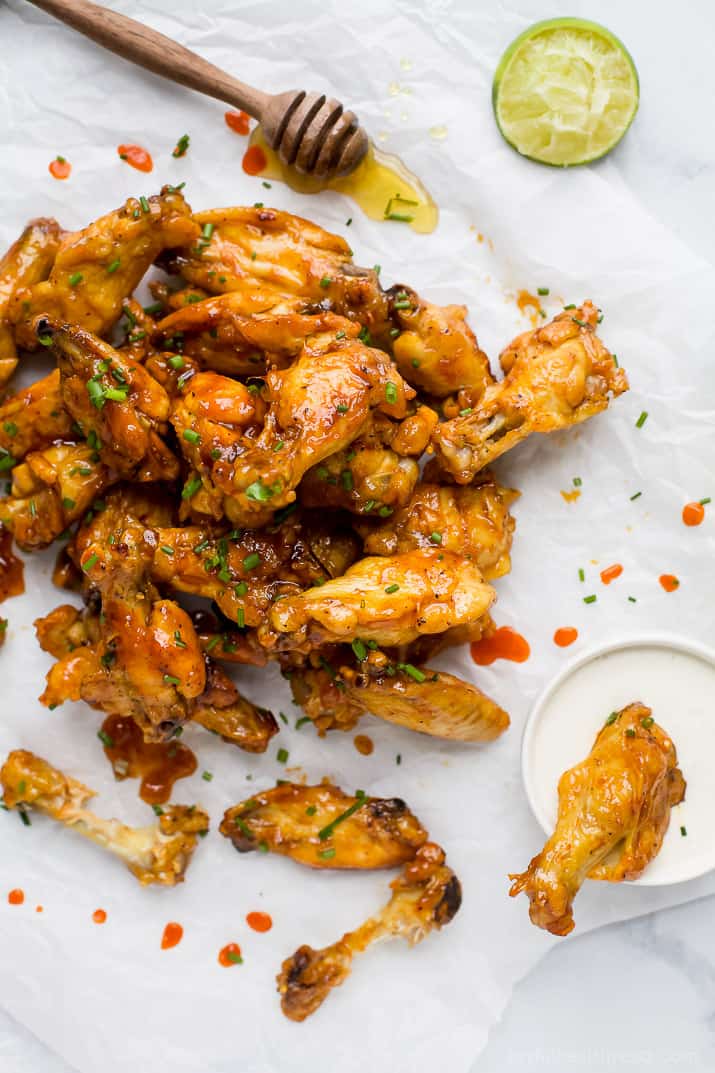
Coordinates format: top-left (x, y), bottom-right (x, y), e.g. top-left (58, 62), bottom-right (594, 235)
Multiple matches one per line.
top-left (48, 156), bottom-right (71, 180)
top-left (553, 627), bottom-right (578, 647)
top-left (682, 502), bottom-right (705, 527)
top-left (92, 908), bottom-right (107, 924)
top-left (516, 289), bottom-right (542, 327)
top-left (659, 574), bottom-right (680, 593)
top-left (225, 110), bottom-right (251, 136)
top-left (117, 144), bottom-right (154, 173)
top-left (600, 563), bottom-right (623, 585)
top-left (246, 911), bottom-right (272, 933)
top-left (354, 734), bottom-right (374, 756)
top-left (7, 889), bottom-right (24, 905)
top-left (242, 145), bottom-right (267, 176)
top-left (218, 942), bottom-right (243, 966)
top-left (560, 489), bottom-right (581, 503)
top-left (161, 922), bottom-right (183, 949)
top-left (470, 626), bottom-right (530, 666)
top-left (35, 905), bottom-right (43, 913)
top-left (100, 713), bottom-right (197, 804)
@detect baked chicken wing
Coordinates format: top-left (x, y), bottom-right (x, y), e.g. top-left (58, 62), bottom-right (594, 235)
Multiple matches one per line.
top-left (509, 702), bottom-right (685, 935)
top-left (0, 369), bottom-right (74, 462)
top-left (1, 749), bottom-right (208, 885)
top-left (278, 842), bottom-right (461, 1020)
top-left (0, 216), bottom-right (63, 384)
top-left (433, 302), bottom-right (628, 482)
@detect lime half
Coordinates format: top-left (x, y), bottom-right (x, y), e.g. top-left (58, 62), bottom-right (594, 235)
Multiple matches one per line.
top-left (493, 18), bottom-right (639, 166)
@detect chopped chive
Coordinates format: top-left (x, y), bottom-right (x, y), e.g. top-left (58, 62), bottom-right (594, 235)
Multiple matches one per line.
top-left (104, 387), bottom-right (128, 402)
top-left (19, 809), bottom-right (31, 827)
top-left (318, 847), bottom-right (336, 859)
top-left (573, 477), bottom-right (582, 487)
top-left (68, 271), bottom-right (83, 286)
top-left (61, 497), bottom-right (76, 510)
top-left (340, 470), bottom-right (353, 492)
top-left (182, 429), bottom-right (201, 445)
top-left (397, 663), bottom-right (426, 682)
top-left (378, 506), bottom-right (392, 517)
top-left (82, 553), bottom-right (98, 573)
top-left (537, 287), bottom-right (549, 296)
top-left (181, 475), bottom-right (202, 500)
top-left (236, 607), bottom-right (245, 628)
top-left (152, 804), bottom-right (164, 815)
top-left (578, 568), bottom-right (585, 582)
top-left (163, 674), bottom-right (180, 686)
top-left (168, 355), bottom-right (184, 369)
top-left (317, 793), bottom-right (367, 841)
top-left (205, 636), bottom-right (220, 651)
top-left (97, 729), bottom-right (114, 747)
top-left (357, 326), bottom-right (372, 345)
top-left (107, 258), bottom-right (120, 274)
top-left (583, 594), bottom-right (597, 604)
top-left (459, 407), bottom-right (473, 416)
top-left (385, 583), bottom-right (400, 594)
top-left (336, 403), bottom-right (349, 414)
top-left (630, 491), bottom-right (642, 501)
top-left (700, 497), bottom-right (711, 505)
top-left (563, 303), bottom-right (576, 310)
top-left (276, 747), bottom-right (289, 764)
top-left (234, 581), bottom-right (248, 596)
top-left (635, 411), bottom-right (648, 428)
top-left (605, 711), bottom-right (619, 725)
top-left (201, 222), bottom-right (214, 241)
top-left (628, 596), bottom-right (637, 603)
top-left (571, 317), bottom-right (588, 328)
top-left (202, 771), bottom-right (213, 782)
top-left (139, 196), bottom-right (150, 214)
top-left (641, 716), bottom-right (654, 728)
top-left (385, 382), bottom-right (398, 405)
top-left (296, 716), bottom-right (311, 730)
top-left (305, 804), bottom-right (317, 816)
top-left (143, 301), bottom-right (163, 315)
top-left (626, 727), bottom-right (636, 738)
top-left (242, 552), bottom-right (260, 571)
top-left (351, 639), bottom-right (368, 661)
top-left (172, 133), bottom-right (190, 158)
top-left (160, 545), bottom-right (174, 556)
top-left (233, 817), bottom-right (254, 839)
top-left (3, 421), bottom-right (17, 437)
top-left (245, 479), bottom-right (275, 502)
top-left (429, 531), bottom-right (442, 545)
top-left (319, 276), bottom-right (332, 288)
top-left (680, 826), bottom-right (687, 837)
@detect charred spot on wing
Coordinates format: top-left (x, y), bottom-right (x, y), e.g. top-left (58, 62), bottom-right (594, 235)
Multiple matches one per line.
top-left (365, 796), bottom-right (407, 820)
top-left (435, 873), bottom-right (462, 925)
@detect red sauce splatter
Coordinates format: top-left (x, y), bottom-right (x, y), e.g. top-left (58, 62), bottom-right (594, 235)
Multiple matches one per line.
top-left (161, 922), bottom-right (183, 949)
top-left (8, 889), bottom-right (24, 905)
top-left (218, 942), bottom-right (243, 966)
top-left (683, 502), bottom-right (705, 527)
top-left (659, 574), bottom-right (680, 593)
top-left (553, 627), bottom-right (578, 647)
top-left (242, 145), bottom-right (267, 176)
top-left (354, 734), bottom-right (374, 756)
top-left (246, 910), bottom-right (272, 933)
top-left (92, 908), bottom-right (107, 924)
top-left (600, 563), bottom-right (623, 585)
top-left (225, 110), bottom-right (251, 136)
top-left (35, 905), bottom-right (43, 913)
top-left (471, 626), bottom-right (530, 666)
top-left (117, 144), bottom-right (154, 173)
top-left (0, 527), bottom-right (25, 602)
top-left (100, 713), bottom-right (197, 804)
top-left (49, 156), bottom-right (71, 180)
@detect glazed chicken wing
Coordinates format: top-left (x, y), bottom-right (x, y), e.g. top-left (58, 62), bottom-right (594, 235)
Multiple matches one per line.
top-left (358, 475), bottom-right (518, 581)
top-left (390, 286), bottom-right (494, 400)
top-left (1, 750), bottom-right (208, 885)
top-left (0, 217), bottom-right (63, 383)
top-left (11, 189), bottom-right (199, 348)
top-left (433, 302), bottom-right (629, 482)
top-left (221, 782), bottom-right (428, 869)
top-left (0, 369), bottom-right (74, 462)
top-left (509, 703), bottom-right (685, 936)
top-left (278, 842), bottom-right (461, 1020)
top-left (264, 548), bottom-right (495, 651)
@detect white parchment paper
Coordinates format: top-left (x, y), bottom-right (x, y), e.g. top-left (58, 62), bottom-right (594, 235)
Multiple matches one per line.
top-left (1, 2), bottom-right (715, 1072)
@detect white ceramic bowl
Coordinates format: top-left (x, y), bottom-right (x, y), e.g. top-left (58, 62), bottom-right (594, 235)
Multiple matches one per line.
top-left (521, 634), bottom-right (715, 886)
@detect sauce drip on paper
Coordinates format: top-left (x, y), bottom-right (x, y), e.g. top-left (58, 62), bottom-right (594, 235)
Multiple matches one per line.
top-left (92, 908), bottom-right (107, 924)
top-left (242, 126), bottom-right (438, 234)
top-left (100, 714), bottom-right (197, 804)
top-left (246, 911), bottom-right (272, 933)
top-left (161, 922), bottom-right (183, 950)
top-left (659, 574), bottom-right (679, 593)
top-left (600, 563), bottom-right (623, 585)
top-left (218, 942), bottom-right (243, 966)
top-left (682, 502), bottom-right (705, 526)
top-left (553, 627), bottom-right (578, 647)
top-left (471, 626), bottom-right (530, 665)
top-left (7, 889), bottom-right (24, 905)
top-left (49, 157), bottom-right (71, 180)
top-left (354, 734), bottom-right (374, 756)
top-left (117, 144), bottom-right (154, 173)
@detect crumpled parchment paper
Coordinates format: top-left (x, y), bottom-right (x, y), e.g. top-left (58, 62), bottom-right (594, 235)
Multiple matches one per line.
top-left (1, 2), bottom-right (715, 1072)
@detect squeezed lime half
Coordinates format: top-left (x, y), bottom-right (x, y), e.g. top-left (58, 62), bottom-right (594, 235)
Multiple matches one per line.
top-left (493, 17), bottom-right (639, 166)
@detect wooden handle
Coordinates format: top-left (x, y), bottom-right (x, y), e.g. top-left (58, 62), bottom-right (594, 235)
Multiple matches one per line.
top-left (28, 0), bottom-right (271, 118)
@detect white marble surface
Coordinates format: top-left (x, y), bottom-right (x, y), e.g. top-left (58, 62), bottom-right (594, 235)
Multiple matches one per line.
top-left (1, 1), bottom-right (715, 1070)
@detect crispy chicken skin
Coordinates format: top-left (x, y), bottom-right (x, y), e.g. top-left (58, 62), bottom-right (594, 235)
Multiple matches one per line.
top-left (1, 750), bottom-right (208, 885)
top-left (390, 286), bottom-right (494, 400)
top-left (0, 217), bottom-right (63, 384)
top-left (265, 548), bottom-right (495, 651)
top-left (433, 302), bottom-right (629, 482)
top-left (509, 703), bottom-right (685, 936)
top-left (10, 189), bottom-right (199, 348)
top-left (0, 369), bottom-right (74, 461)
top-left (221, 783), bottom-right (428, 868)
top-left (358, 476), bottom-right (519, 581)
top-left (163, 205), bottom-right (391, 338)
top-left (278, 842), bottom-right (461, 1020)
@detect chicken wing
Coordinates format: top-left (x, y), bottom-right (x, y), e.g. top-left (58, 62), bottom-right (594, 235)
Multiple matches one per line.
top-left (10, 188), bottom-right (199, 348)
top-left (433, 302), bottom-right (629, 482)
top-left (390, 286), bottom-right (494, 400)
top-left (278, 842), bottom-right (461, 1020)
top-left (220, 782), bottom-right (428, 869)
top-left (0, 217), bottom-right (63, 383)
top-left (358, 476), bottom-right (518, 581)
top-left (264, 548), bottom-right (495, 651)
top-left (1, 749), bottom-right (208, 885)
top-left (0, 369), bottom-right (74, 462)
top-left (509, 703), bottom-right (685, 936)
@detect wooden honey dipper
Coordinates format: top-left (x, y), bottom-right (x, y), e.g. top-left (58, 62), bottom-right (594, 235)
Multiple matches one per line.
top-left (27, 0), bottom-right (369, 179)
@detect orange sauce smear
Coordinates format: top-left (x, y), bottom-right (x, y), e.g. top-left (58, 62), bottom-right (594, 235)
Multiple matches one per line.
top-left (161, 922), bottom-right (183, 950)
top-left (92, 909), bottom-right (107, 924)
top-left (100, 713), bottom-right (196, 805)
top-left (600, 563), bottom-right (623, 585)
top-left (471, 626), bottom-right (530, 666)
top-left (517, 290), bottom-right (542, 327)
top-left (0, 527), bottom-right (24, 602)
top-left (683, 502), bottom-right (705, 526)
top-left (553, 627), bottom-right (578, 647)
top-left (560, 489), bottom-right (581, 503)
top-left (225, 110), bottom-right (251, 136)
top-left (242, 144), bottom-right (267, 176)
top-left (48, 156), bottom-right (71, 180)
top-left (659, 574), bottom-right (680, 593)
top-left (117, 144), bottom-right (153, 173)
top-left (246, 911), bottom-right (272, 933)
top-left (35, 905), bottom-right (43, 913)
top-left (7, 889), bottom-right (24, 905)
top-left (354, 734), bottom-right (374, 756)
top-left (218, 942), bottom-right (243, 966)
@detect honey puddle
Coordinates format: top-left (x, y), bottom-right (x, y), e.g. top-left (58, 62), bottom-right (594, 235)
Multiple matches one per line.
top-left (245, 127), bottom-right (438, 234)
